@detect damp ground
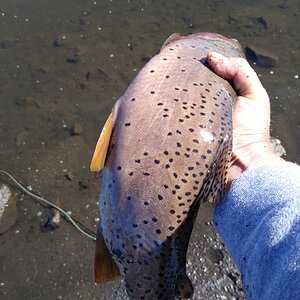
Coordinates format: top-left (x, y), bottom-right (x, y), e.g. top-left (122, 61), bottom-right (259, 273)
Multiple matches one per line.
top-left (0, 0), bottom-right (299, 299)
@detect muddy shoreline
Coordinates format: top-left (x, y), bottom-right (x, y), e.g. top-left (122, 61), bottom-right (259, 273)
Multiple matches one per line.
top-left (0, 0), bottom-right (299, 299)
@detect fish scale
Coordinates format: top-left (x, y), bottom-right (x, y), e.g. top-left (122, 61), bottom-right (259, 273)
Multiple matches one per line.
top-left (92, 32), bottom-right (244, 300)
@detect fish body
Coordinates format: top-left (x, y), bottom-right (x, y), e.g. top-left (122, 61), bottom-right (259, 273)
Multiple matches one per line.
top-left (92, 32), bottom-right (244, 299)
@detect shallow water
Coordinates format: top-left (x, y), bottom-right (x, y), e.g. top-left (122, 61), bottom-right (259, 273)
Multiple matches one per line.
top-left (0, 0), bottom-right (299, 299)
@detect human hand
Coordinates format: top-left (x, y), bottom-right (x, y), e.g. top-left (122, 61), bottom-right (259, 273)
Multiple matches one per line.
top-left (207, 52), bottom-right (284, 187)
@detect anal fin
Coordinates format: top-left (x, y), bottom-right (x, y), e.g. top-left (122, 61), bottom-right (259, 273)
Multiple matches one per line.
top-left (94, 225), bottom-right (120, 283)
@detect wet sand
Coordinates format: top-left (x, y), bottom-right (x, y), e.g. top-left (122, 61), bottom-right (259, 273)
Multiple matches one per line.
top-left (0, 0), bottom-right (299, 299)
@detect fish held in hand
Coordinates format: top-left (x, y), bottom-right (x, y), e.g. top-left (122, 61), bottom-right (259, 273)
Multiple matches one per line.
top-left (91, 32), bottom-right (244, 299)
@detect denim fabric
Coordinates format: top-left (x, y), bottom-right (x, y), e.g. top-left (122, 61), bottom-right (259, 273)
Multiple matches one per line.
top-left (214, 161), bottom-right (300, 299)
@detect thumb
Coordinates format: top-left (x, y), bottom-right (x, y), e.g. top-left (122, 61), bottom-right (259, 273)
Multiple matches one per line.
top-left (207, 52), bottom-right (268, 101)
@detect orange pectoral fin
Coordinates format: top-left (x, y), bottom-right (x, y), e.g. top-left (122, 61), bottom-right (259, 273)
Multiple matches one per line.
top-left (90, 111), bottom-right (114, 172)
top-left (94, 226), bottom-right (120, 283)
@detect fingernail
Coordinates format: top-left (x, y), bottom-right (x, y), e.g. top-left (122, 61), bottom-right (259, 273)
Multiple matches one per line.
top-left (208, 52), bottom-right (225, 61)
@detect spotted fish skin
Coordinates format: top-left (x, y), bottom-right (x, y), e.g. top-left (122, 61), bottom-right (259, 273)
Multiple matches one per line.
top-left (97, 33), bottom-right (244, 299)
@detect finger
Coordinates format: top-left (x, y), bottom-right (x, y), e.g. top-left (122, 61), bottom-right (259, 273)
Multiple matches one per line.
top-left (207, 52), bottom-right (268, 100)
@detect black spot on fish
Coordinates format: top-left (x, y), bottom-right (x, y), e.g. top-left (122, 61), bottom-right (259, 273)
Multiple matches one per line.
top-left (157, 102), bottom-right (163, 106)
top-left (125, 123), bottom-right (131, 126)
top-left (150, 91), bottom-right (155, 94)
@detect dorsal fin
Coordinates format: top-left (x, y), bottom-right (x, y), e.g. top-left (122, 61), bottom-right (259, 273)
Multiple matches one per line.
top-left (160, 33), bottom-right (182, 50)
top-left (94, 225), bottom-right (120, 283)
top-left (90, 111), bottom-right (114, 172)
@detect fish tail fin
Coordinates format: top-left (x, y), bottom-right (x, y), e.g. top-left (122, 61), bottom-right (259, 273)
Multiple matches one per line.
top-left (94, 225), bottom-right (120, 283)
top-left (90, 111), bottom-right (114, 172)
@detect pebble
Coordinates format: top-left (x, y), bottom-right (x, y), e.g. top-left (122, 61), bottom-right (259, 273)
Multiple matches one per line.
top-left (64, 172), bottom-right (77, 181)
top-left (245, 44), bottom-right (278, 68)
top-left (0, 184), bottom-right (17, 234)
top-left (86, 67), bottom-right (109, 81)
top-left (53, 34), bottom-right (69, 47)
top-left (270, 137), bottom-right (286, 157)
top-left (69, 123), bottom-right (83, 136)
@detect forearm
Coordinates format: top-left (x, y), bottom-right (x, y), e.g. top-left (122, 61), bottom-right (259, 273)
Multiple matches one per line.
top-left (214, 160), bottom-right (300, 299)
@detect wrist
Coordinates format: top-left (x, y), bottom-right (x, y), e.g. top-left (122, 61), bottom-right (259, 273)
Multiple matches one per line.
top-left (227, 142), bottom-right (285, 187)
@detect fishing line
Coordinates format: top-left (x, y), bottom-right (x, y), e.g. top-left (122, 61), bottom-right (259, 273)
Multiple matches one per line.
top-left (0, 169), bottom-right (96, 241)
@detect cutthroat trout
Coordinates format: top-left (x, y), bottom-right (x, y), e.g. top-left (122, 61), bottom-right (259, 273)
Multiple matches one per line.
top-left (91, 32), bottom-right (244, 299)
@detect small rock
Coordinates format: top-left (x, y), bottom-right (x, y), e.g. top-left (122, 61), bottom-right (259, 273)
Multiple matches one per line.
top-left (86, 67), bottom-right (109, 81)
top-left (41, 209), bottom-right (61, 233)
top-left (66, 56), bottom-right (78, 63)
top-left (270, 137), bottom-right (286, 157)
top-left (278, 3), bottom-right (288, 9)
top-left (53, 34), bottom-right (70, 47)
top-left (64, 172), bottom-right (77, 182)
top-left (66, 47), bottom-right (82, 64)
top-left (78, 181), bottom-right (88, 190)
top-left (141, 56), bottom-right (150, 62)
top-left (69, 123), bottom-right (83, 136)
top-left (79, 18), bottom-right (90, 25)
top-left (0, 184), bottom-right (17, 234)
top-left (245, 44), bottom-right (278, 68)
top-left (207, 247), bottom-right (224, 264)
top-left (257, 17), bottom-right (268, 29)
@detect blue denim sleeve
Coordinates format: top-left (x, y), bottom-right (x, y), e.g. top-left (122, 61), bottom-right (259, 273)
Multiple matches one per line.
top-left (214, 161), bottom-right (300, 300)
